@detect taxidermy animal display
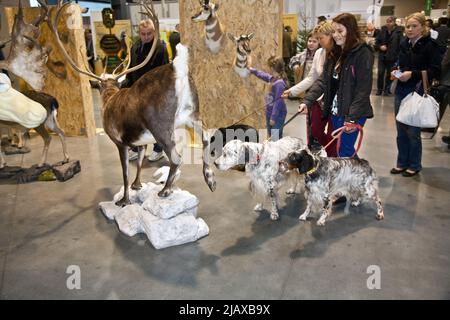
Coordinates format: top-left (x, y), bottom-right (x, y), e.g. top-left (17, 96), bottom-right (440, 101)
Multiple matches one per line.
top-left (47, 0), bottom-right (216, 206)
top-left (228, 33), bottom-right (254, 78)
top-left (0, 0), bottom-right (49, 91)
top-left (0, 73), bottom-right (69, 169)
top-left (191, 0), bottom-right (225, 54)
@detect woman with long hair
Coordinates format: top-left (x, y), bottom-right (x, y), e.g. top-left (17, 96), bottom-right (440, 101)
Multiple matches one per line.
top-left (282, 22), bottom-right (338, 156)
top-left (390, 12), bottom-right (441, 177)
top-left (299, 13), bottom-right (375, 158)
top-left (288, 32), bottom-right (320, 86)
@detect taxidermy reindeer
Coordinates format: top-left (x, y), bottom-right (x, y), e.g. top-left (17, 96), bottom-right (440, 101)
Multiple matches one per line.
top-left (0, 1), bottom-right (69, 170)
top-left (191, 0), bottom-right (225, 54)
top-left (0, 0), bottom-right (50, 91)
top-left (47, 0), bottom-right (216, 206)
top-left (228, 33), bottom-right (254, 78)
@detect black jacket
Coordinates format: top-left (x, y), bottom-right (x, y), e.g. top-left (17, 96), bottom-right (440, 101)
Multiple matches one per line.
top-left (169, 31), bottom-right (180, 58)
top-left (124, 39), bottom-right (169, 87)
top-left (375, 25), bottom-right (404, 62)
top-left (303, 43), bottom-right (375, 122)
top-left (397, 35), bottom-right (441, 90)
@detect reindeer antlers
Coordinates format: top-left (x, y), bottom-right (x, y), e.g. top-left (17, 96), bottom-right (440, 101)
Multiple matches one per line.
top-left (113, 0), bottom-right (159, 80)
top-left (47, 0), bottom-right (159, 82)
top-left (47, 0), bottom-right (103, 81)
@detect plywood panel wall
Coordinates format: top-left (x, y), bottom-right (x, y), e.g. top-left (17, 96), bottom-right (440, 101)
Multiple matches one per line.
top-left (4, 4), bottom-right (95, 137)
top-left (179, 0), bottom-right (283, 129)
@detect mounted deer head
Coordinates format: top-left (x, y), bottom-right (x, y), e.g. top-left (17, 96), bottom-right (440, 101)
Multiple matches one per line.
top-left (0, 0), bottom-right (50, 91)
top-left (191, 0), bottom-right (224, 54)
top-left (228, 33), bottom-right (255, 78)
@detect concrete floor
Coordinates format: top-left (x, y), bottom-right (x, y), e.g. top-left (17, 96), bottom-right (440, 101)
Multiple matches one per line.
top-left (1, 89), bottom-right (450, 299)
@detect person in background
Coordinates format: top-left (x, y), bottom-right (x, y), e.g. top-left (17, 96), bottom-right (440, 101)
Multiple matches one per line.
top-left (366, 21), bottom-right (380, 39)
top-left (435, 17), bottom-right (450, 54)
top-left (375, 16), bottom-right (404, 95)
top-left (288, 32), bottom-right (320, 86)
top-left (439, 44), bottom-right (450, 149)
top-left (390, 12), bottom-right (441, 177)
top-left (124, 19), bottom-right (169, 162)
top-left (426, 19), bottom-right (439, 40)
top-left (283, 26), bottom-right (294, 69)
top-left (169, 23), bottom-right (180, 59)
top-left (299, 13), bottom-right (375, 158)
top-left (249, 56), bottom-right (288, 141)
top-left (317, 16), bottom-right (327, 26)
top-left (282, 22), bottom-right (338, 157)
top-left (84, 29), bottom-right (95, 72)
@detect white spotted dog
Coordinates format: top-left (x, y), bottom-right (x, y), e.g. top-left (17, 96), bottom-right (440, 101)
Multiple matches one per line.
top-left (191, 0), bottom-right (225, 54)
top-left (228, 33), bottom-right (254, 78)
top-left (279, 147), bottom-right (384, 226)
top-left (214, 137), bottom-right (304, 220)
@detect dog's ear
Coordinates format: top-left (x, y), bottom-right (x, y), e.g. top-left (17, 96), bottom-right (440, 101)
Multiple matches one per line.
top-left (292, 150), bottom-right (315, 174)
top-left (239, 143), bottom-right (254, 165)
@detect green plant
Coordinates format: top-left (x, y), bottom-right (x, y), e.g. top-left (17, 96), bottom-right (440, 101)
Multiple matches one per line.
top-left (296, 28), bottom-right (312, 53)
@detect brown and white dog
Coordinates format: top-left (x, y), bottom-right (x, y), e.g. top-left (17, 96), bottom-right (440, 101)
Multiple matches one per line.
top-left (214, 137), bottom-right (303, 220)
top-left (280, 147), bottom-right (384, 226)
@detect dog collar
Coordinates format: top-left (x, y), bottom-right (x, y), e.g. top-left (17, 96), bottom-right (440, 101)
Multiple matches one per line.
top-left (306, 161), bottom-right (319, 176)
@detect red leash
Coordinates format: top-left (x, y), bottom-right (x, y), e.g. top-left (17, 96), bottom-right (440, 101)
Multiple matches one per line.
top-left (323, 122), bottom-right (364, 158)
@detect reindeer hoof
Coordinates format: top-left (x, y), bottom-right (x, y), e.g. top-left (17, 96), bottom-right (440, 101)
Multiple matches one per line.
top-left (270, 213), bottom-right (279, 221)
top-left (158, 189), bottom-right (173, 198)
top-left (208, 179), bottom-right (216, 192)
top-left (131, 182), bottom-right (142, 190)
top-left (115, 198), bottom-right (131, 207)
top-left (204, 169), bottom-right (216, 192)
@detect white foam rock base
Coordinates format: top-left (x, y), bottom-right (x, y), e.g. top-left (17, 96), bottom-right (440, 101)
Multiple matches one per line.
top-left (99, 182), bottom-right (209, 249)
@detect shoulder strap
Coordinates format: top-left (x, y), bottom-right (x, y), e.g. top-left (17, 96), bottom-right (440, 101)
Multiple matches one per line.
top-left (422, 70), bottom-right (430, 97)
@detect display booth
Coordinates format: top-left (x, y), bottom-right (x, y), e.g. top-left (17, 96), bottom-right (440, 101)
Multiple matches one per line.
top-left (179, 0), bottom-right (283, 130)
top-left (4, 3), bottom-right (95, 137)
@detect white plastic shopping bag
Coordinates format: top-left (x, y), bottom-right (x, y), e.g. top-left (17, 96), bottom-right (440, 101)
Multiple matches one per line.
top-left (396, 91), bottom-right (439, 128)
top-left (395, 70), bottom-right (440, 128)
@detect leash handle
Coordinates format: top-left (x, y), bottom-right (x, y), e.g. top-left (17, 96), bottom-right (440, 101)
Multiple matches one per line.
top-left (323, 123), bottom-right (364, 158)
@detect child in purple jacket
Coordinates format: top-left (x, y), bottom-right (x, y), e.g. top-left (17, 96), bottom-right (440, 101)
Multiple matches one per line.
top-left (249, 56), bottom-right (288, 141)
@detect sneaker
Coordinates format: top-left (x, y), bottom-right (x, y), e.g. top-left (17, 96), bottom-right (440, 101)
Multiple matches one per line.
top-left (148, 151), bottom-right (164, 162)
top-left (128, 149), bottom-right (139, 161)
top-left (442, 135), bottom-right (450, 144)
top-left (375, 90), bottom-right (382, 96)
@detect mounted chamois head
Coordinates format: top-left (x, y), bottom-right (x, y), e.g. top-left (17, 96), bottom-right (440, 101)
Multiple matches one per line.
top-left (0, 0), bottom-right (50, 91)
top-left (228, 33), bottom-right (255, 54)
top-left (191, 0), bottom-right (224, 54)
top-left (228, 33), bottom-right (255, 78)
top-left (191, 0), bottom-right (220, 22)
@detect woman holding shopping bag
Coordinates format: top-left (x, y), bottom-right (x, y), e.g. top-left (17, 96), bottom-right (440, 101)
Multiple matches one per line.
top-left (390, 12), bottom-right (441, 177)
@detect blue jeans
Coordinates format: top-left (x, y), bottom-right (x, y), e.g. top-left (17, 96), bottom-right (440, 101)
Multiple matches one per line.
top-left (394, 92), bottom-right (422, 171)
top-left (266, 116), bottom-right (285, 141)
top-left (331, 116), bottom-right (366, 157)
